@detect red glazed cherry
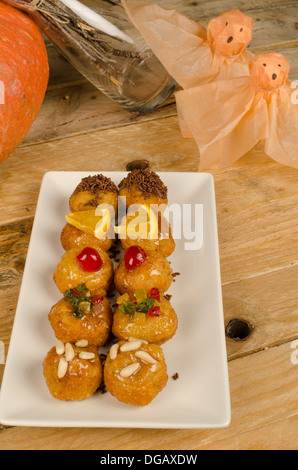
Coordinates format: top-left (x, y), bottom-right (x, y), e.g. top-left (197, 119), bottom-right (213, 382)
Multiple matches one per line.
top-left (149, 287), bottom-right (160, 302)
top-left (77, 247), bottom-right (103, 272)
top-left (91, 295), bottom-right (104, 305)
top-left (124, 246), bottom-right (147, 271)
top-left (147, 305), bottom-right (161, 317)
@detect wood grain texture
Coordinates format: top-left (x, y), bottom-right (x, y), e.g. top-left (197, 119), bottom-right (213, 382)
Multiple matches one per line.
top-left (197, 415), bottom-right (298, 450)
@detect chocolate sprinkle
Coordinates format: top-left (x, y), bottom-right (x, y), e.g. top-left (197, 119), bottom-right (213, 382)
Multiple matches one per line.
top-left (164, 294), bottom-right (172, 301)
top-left (118, 169), bottom-right (168, 200)
top-left (72, 174), bottom-right (117, 207)
top-left (172, 372), bottom-right (179, 380)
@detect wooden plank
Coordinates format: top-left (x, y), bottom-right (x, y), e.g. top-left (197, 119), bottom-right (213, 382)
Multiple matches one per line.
top-left (215, 168), bottom-right (298, 285)
top-left (196, 415), bottom-right (298, 449)
top-left (23, 82), bottom-right (176, 145)
top-left (0, 219), bottom-right (32, 387)
top-left (0, 341), bottom-right (297, 449)
top-left (223, 265), bottom-right (298, 359)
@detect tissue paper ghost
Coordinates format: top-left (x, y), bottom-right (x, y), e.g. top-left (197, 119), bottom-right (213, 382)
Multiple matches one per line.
top-left (175, 52), bottom-right (298, 170)
top-left (122, 0), bottom-right (254, 89)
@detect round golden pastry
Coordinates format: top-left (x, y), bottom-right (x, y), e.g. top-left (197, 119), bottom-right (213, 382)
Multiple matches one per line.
top-left (118, 169), bottom-right (168, 209)
top-left (114, 250), bottom-right (173, 295)
top-left (119, 210), bottom-right (175, 258)
top-left (69, 174), bottom-right (118, 214)
top-left (49, 296), bottom-right (113, 346)
top-left (53, 244), bottom-right (114, 296)
top-left (43, 344), bottom-right (102, 401)
top-left (104, 341), bottom-right (168, 406)
top-left (61, 223), bottom-right (113, 252)
top-left (112, 293), bottom-right (178, 344)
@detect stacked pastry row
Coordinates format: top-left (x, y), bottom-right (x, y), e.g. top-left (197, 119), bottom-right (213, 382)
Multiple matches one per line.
top-left (43, 170), bottom-right (178, 406)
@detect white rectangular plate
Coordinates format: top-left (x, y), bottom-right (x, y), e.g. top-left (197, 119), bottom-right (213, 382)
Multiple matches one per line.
top-left (0, 171), bottom-right (230, 428)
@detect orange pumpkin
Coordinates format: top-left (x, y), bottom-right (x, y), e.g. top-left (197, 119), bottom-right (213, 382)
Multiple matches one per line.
top-left (0, 2), bottom-right (49, 162)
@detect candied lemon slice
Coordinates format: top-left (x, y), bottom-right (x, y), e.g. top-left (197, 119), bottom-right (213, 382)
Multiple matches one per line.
top-left (115, 204), bottom-right (158, 240)
top-left (65, 207), bottom-right (111, 240)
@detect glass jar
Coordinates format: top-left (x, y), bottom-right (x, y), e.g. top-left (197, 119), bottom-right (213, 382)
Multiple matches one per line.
top-left (7, 0), bottom-right (177, 114)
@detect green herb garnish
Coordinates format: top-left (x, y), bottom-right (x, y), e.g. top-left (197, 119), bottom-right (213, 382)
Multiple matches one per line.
top-left (120, 301), bottom-right (136, 317)
top-left (136, 297), bottom-right (156, 312)
top-left (64, 283), bottom-right (92, 319)
top-left (120, 297), bottom-right (156, 317)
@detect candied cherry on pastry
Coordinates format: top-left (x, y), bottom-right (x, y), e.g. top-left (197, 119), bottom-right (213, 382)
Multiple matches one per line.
top-left (77, 246), bottom-right (103, 272)
top-left (124, 246), bottom-right (147, 271)
top-left (53, 243), bottom-right (113, 296)
top-left (114, 250), bottom-right (172, 295)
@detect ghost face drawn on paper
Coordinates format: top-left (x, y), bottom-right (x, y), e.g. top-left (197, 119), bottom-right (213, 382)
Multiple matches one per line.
top-left (250, 52), bottom-right (290, 90)
top-left (207, 9), bottom-right (254, 56)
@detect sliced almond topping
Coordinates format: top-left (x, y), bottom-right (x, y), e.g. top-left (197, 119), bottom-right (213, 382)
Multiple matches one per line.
top-left (65, 342), bottom-right (75, 362)
top-left (79, 351), bottom-right (96, 360)
top-left (75, 339), bottom-right (88, 347)
top-left (128, 337), bottom-right (148, 344)
top-left (57, 357), bottom-right (68, 379)
top-left (109, 343), bottom-right (119, 360)
top-left (135, 350), bottom-right (157, 365)
top-left (120, 340), bottom-right (142, 352)
top-left (119, 362), bottom-right (140, 378)
top-left (55, 340), bottom-right (65, 355)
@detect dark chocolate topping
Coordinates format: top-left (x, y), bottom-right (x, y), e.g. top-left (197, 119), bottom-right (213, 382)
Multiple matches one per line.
top-left (73, 174), bottom-right (117, 196)
top-left (118, 169), bottom-right (167, 199)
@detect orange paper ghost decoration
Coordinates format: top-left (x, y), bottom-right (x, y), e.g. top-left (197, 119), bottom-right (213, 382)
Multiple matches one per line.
top-left (122, 0), bottom-right (254, 89)
top-left (175, 52), bottom-right (298, 170)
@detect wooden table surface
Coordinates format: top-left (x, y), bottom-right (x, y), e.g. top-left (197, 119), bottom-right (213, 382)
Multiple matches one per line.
top-left (0, 0), bottom-right (298, 450)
